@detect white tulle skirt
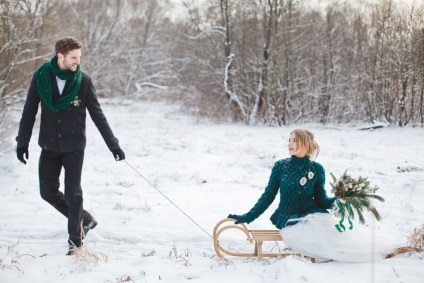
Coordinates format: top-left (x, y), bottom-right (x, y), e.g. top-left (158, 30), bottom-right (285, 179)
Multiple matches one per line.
top-left (280, 213), bottom-right (391, 262)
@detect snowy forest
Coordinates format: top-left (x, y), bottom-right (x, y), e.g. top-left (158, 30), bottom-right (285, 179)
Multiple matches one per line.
top-left (1, 0), bottom-right (424, 126)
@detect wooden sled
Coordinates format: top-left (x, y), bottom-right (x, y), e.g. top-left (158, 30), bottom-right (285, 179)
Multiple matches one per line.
top-left (213, 218), bottom-right (315, 261)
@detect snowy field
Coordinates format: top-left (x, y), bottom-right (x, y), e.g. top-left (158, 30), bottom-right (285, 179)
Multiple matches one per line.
top-left (0, 100), bottom-right (423, 283)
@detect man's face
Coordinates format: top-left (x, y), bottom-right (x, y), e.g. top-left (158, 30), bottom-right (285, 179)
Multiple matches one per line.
top-left (58, 49), bottom-right (81, 72)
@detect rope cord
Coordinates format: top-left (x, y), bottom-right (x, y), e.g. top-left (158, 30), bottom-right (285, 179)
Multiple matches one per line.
top-left (123, 160), bottom-right (214, 240)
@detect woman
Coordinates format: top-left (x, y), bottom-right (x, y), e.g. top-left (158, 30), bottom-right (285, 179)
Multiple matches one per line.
top-left (228, 129), bottom-right (386, 262)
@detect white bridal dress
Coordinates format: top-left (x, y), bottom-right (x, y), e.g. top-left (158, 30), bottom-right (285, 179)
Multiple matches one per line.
top-left (280, 213), bottom-right (394, 262)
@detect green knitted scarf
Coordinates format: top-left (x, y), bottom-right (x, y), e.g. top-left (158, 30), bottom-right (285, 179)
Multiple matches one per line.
top-left (35, 55), bottom-right (82, 112)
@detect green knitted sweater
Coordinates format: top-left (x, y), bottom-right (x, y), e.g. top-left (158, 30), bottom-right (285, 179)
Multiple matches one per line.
top-left (241, 156), bottom-right (335, 229)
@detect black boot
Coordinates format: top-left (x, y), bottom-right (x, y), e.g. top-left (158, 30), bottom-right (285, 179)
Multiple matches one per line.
top-left (83, 217), bottom-right (98, 237)
top-left (66, 241), bottom-right (82, 256)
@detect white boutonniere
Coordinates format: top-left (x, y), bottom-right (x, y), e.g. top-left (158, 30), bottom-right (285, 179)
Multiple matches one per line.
top-left (300, 177), bottom-right (307, 186)
top-left (308, 172), bottom-right (314, 179)
top-left (72, 96), bottom-right (81, 106)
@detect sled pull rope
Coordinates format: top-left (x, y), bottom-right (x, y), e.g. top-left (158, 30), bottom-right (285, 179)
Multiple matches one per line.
top-left (124, 160), bottom-right (214, 240)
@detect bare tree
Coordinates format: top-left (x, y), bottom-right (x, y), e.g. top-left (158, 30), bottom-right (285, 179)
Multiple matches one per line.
top-left (0, 0), bottom-right (53, 104)
top-left (220, 0), bottom-right (247, 121)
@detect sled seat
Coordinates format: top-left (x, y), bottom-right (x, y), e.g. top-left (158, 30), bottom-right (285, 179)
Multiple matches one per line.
top-left (248, 229), bottom-right (282, 257)
top-left (213, 218), bottom-right (316, 262)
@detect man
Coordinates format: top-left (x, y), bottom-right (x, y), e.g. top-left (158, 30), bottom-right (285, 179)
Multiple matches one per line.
top-left (16, 36), bottom-right (125, 255)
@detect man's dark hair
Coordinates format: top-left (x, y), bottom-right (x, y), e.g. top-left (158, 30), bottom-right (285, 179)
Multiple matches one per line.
top-left (55, 36), bottom-right (83, 56)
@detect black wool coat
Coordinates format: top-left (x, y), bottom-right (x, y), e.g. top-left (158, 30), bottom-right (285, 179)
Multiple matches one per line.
top-left (16, 71), bottom-right (120, 153)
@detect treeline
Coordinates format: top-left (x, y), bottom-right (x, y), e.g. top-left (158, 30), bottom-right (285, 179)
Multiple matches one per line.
top-left (1, 0), bottom-right (423, 126)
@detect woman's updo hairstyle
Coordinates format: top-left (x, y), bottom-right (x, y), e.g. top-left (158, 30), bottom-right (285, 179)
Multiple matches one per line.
top-left (291, 129), bottom-right (320, 160)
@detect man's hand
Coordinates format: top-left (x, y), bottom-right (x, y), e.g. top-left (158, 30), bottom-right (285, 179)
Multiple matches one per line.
top-left (112, 148), bottom-right (125, 161)
top-left (17, 147), bottom-right (29, 164)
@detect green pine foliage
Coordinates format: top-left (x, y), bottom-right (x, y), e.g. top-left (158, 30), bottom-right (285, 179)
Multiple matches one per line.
top-left (330, 171), bottom-right (385, 224)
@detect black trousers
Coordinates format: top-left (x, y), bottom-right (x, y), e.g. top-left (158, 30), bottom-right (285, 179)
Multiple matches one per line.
top-left (39, 150), bottom-right (94, 246)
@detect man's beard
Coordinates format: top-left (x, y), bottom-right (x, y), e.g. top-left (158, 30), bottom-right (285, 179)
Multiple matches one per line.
top-left (63, 59), bottom-right (77, 72)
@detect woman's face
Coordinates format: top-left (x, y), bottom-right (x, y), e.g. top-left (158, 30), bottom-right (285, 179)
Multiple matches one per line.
top-left (288, 132), bottom-right (307, 157)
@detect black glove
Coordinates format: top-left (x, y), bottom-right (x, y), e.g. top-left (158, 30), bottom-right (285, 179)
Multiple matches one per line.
top-left (227, 214), bottom-right (245, 224)
top-left (17, 147), bottom-right (29, 164)
top-left (112, 148), bottom-right (125, 161)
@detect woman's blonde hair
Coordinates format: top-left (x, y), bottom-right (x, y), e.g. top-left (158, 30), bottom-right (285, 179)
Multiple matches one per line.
top-left (291, 129), bottom-right (320, 160)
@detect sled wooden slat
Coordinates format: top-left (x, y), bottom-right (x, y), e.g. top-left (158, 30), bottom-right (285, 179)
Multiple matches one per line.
top-left (213, 218), bottom-right (315, 262)
top-left (249, 229), bottom-right (282, 257)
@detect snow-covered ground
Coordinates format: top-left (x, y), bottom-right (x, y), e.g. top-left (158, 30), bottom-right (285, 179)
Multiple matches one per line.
top-left (1, 100), bottom-right (423, 283)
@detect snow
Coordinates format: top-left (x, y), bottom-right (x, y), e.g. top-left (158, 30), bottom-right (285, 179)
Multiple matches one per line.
top-left (1, 100), bottom-right (423, 283)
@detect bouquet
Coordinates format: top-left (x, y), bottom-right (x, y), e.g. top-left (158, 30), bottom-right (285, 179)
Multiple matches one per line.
top-left (330, 171), bottom-right (384, 232)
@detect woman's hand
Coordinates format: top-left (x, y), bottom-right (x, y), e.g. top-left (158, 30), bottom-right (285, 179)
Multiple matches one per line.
top-left (227, 214), bottom-right (245, 224)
